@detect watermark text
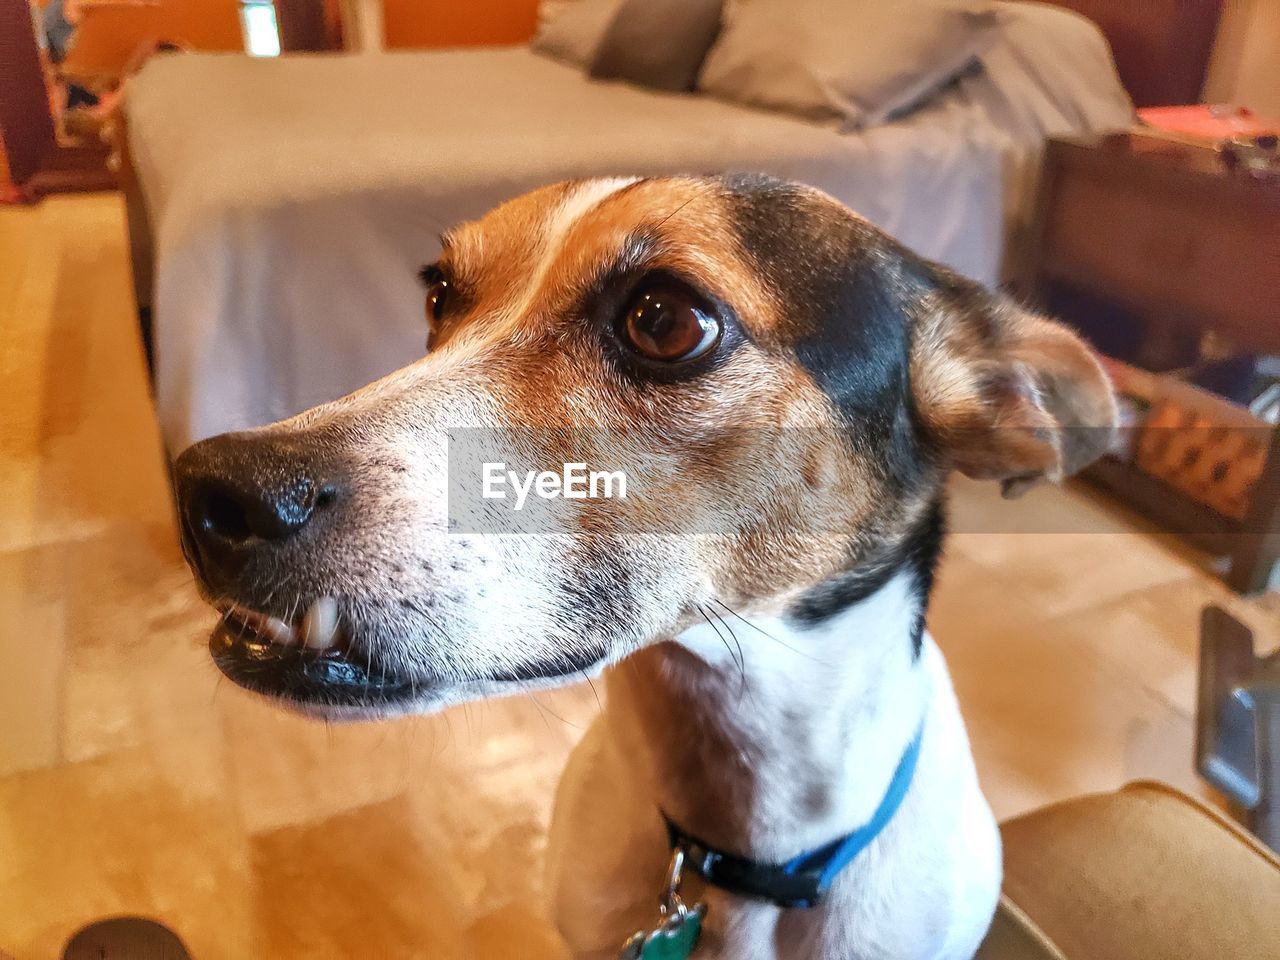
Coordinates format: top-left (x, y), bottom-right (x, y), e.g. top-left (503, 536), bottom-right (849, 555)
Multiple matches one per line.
top-left (481, 462), bottom-right (628, 511)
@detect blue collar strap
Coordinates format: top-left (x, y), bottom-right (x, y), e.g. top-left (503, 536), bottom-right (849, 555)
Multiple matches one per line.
top-left (661, 722), bottom-right (925, 909)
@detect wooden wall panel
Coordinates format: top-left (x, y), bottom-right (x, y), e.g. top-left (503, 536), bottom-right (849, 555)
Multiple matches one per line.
top-left (382, 0), bottom-right (539, 49)
top-left (1205, 0), bottom-right (1280, 116)
top-left (60, 0), bottom-right (244, 78)
top-left (1045, 0), bottom-right (1224, 106)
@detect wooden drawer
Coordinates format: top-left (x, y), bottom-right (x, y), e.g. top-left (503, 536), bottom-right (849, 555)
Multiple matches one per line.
top-left (1037, 139), bottom-right (1280, 353)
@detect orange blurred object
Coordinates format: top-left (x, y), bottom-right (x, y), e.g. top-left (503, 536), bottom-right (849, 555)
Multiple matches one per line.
top-left (61, 0), bottom-right (244, 77)
top-left (382, 0), bottom-right (539, 49)
top-left (1138, 105), bottom-right (1280, 143)
top-left (1136, 398), bottom-right (1271, 521)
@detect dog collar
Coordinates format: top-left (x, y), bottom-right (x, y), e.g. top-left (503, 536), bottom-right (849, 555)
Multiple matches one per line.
top-left (661, 722), bottom-right (925, 909)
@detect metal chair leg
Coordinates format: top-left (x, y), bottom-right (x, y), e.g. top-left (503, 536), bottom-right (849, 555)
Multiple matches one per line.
top-left (1197, 606), bottom-right (1280, 852)
top-left (1240, 683), bottom-right (1280, 850)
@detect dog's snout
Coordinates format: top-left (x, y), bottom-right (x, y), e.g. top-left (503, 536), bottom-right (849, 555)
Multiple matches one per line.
top-left (174, 432), bottom-right (343, 585)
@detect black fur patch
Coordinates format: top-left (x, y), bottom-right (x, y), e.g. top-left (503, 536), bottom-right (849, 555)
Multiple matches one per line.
top-left (718, 173), bottom-right (926, 492)
top-left (484, 643), bottom-right (607, 683)
top-left (787, 500), bottom-right (945, 658)
top-left (720, 174), bottom-right (945, 657)
top-left (559, 541), bottom-right (639, 638)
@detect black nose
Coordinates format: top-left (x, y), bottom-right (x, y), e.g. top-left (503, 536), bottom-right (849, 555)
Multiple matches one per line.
top-left (188, 473), bottom-right (334, 543)
top-left (174, 431), bottom-right (343, 584)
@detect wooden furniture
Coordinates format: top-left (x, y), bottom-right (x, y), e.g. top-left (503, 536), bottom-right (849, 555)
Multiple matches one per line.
top-left (1031, 133), bottom-right (1280, 592)
top-left (0, 0), bottom-right (116, 198)
top-left (1034, 134), bottom-right (1280, 358)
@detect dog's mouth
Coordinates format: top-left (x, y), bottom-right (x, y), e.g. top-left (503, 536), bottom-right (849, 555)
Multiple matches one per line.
top-left (208, 594), bottom-right (615, 716)
top-left (210, 598), bottom-right (414, 707)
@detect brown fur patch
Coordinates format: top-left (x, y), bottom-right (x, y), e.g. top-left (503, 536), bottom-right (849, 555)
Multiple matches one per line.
top-left (911, 283), bottom-right (1117, 493)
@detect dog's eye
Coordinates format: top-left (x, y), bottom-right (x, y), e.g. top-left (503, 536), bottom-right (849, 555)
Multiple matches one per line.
top-left (621, 288), bottom-right (720, 363)
top-left (420, 263), bottom-right (454, 335)
top-left (425, 278), bottom-right (451, 323)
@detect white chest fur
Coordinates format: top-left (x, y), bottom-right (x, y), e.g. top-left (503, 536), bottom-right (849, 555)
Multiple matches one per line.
top-left (546, 573), bottom-right (1001, 960)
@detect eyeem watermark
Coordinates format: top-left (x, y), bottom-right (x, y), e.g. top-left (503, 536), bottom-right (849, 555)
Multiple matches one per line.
top-left (450, 424), bottom-right (1252, 536)
top-left (482, 462), bottom-right (628, 511)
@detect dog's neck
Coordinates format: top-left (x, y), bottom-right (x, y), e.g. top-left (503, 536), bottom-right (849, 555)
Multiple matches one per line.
top-left (604, 571), bottom-right (930, 865)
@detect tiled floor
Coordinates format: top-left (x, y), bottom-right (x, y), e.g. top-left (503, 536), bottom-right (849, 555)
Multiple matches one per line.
top-left (0, 194), bottom-right (1273, 959)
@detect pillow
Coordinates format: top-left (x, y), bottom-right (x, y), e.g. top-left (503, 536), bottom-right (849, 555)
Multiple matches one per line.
top-left (531, 0), bottom-right (624, 68)
top-left (589, 0), bottom-right (725, 93)
top-left (699, 0), bottom-right (998, 130)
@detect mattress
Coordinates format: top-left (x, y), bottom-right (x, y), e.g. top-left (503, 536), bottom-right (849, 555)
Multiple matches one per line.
top-left (127, 2), bottom-right (1132, 449)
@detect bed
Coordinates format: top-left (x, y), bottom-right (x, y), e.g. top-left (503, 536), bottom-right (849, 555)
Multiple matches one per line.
top-left (121, 0), bottom-right (1214, 450)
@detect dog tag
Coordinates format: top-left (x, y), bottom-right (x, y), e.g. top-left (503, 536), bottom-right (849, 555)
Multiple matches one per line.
top-left (619, 847), bottom-right (705, 960)
top-left (618, 903), bottom-right (704, 960)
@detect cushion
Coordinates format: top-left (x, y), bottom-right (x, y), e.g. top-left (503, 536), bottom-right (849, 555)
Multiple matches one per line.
top-left (1001, 782), bottom-right (1280, 960)
top-left (698, 0), bottom-right (998, 130)
top-left (589, 0), bottom-right (725, 93)
top-left (975, 897), bottom-right (1065, 960)
top-left (531, 0), bottom-right (624, 69)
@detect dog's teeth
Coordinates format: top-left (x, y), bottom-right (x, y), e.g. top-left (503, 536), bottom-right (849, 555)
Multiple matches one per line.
top-left (260, 615), bottom-right (297, 646)
top-left (302, 597), bottom-right (340, 651)
top-left (228, 603), bottom-right (296, 646)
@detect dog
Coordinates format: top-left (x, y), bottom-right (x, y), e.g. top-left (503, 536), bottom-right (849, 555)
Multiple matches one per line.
top-left (173, 175), bottom-right (1116, 960)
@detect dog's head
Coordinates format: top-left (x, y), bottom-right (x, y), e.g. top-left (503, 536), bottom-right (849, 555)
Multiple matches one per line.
top-left (174, 175), bottom-right (1115, 719)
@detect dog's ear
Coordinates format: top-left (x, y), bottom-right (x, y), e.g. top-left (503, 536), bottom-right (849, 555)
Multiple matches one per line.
top-left (909, 270), bottom-right (1117, 498)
